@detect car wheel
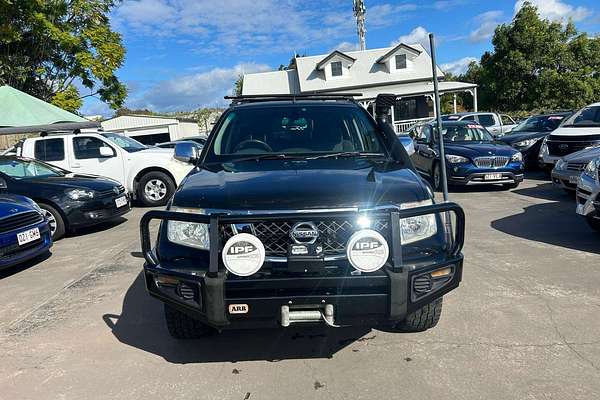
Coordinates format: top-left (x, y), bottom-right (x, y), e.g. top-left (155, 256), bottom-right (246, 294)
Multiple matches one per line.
top-left (164, 304), bottom-right (215, 339)
top-left (38, 203), bottom-right (65, 240)
top-left (430, 163), bottom-right (442, 192)
top-left (138, 171), bottom-right (175, 206)
top-left (587, 216), bottom-right (600, 232)
top-left (391, 297), bottom-right (443, 332)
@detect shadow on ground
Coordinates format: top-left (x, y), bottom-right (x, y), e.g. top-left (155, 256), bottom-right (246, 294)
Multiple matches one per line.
top-left (0, 250), bottom-right (52, 280)
top-left (67, 216), bottom-right (128, 238)
top-left (103, 273), bottom-right (372, 364)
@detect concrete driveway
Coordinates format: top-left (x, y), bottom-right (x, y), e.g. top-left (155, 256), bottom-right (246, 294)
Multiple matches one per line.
top-left (1, 173), bottom-right (599, 400)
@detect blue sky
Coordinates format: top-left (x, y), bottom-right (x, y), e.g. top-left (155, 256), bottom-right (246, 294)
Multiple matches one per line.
top-left (81, 0), bottom-right (599, 116)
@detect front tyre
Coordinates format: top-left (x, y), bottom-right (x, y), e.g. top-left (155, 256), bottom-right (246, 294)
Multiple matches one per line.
top-left (164, 304), bottom-right (215, 339)
top-left (430, 163), bottom-right (442, 192)
top-left (394, 297), bottom-right (443, 332)
top-left (137, 171), bottom-right (175, 206)
top-left (38, 203), bottom-right (65, 240)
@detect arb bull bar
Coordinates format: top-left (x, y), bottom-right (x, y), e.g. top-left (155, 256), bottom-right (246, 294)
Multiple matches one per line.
top-left (140, 202), bottom-right (465, 329)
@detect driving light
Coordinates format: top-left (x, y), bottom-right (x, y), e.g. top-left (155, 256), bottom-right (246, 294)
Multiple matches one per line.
top-left (554, 159), bottom-right (567, 171)
top-left (167, 208), bottom-right (210, 250)
top-left (584, 158), bottom-right (599, 178)
top-left (66, 188), bottom-right (94, 200)
top-left (514, 138), bottom-right (538, 148)
top-left (511, 152), bottom-right (523, 162)
top-left (399, 199), bottom-right (438, 244)
top-left (445, 154), bottom-right (469, 164)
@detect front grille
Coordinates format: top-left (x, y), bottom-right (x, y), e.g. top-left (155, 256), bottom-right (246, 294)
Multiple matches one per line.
top-left (547, 135), bottom-right (600, 157)
top-left (0, 211), bottom-right (43, 234)
top-left (97, 185), bottom-right (125, 199)
top-left (473, 156), bottom-right (510, 168)
top-left (566, 162), bottom-right (587, 172)
top-left (221, 218), bottom-right (390, 257)
top-left (0, 238), bottom-right (43, 259)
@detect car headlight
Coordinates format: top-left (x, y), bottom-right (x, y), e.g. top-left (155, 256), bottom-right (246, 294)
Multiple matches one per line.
top-left (399, 199), bottom-right (438, 244)
top-left (28, 199), bottom-right (42, 213)
top-left (514, 138), bottom-right (538, 148)
top-left (511, 152), bottom-right (523, 162)
top-left (445, 154), bottom-right (469, 164)
top-left (554, 159), bottom-right (567, 171)
top-left (584, 158), bottom-right (600, 178)
top-left (167, 207), bottom-right (210, 249)
top-left (66, 188), bottom-right (94, 200)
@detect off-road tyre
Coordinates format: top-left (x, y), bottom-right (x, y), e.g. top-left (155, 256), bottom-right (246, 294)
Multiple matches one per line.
top-left (164, 304), bottom-right (214, 339)
top-left (397, 297), bottom-right (443, 332)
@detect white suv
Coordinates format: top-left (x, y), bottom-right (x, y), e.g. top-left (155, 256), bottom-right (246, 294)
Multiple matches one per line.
top-left (17, 132), bottom-right (193, 206)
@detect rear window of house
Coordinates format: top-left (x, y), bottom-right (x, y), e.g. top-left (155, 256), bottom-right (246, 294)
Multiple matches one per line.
top-left (34, 138), bottom-right (65, 161)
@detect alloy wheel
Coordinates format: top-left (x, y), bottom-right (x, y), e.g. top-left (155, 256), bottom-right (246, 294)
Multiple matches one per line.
top-left (42, 209), bottom-right (57, 237)
top-left (144, 179), bottom-right (167, 201)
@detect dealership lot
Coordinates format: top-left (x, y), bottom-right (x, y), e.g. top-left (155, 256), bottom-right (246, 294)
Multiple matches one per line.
top-left (1, 173), bottom-right (599, 400)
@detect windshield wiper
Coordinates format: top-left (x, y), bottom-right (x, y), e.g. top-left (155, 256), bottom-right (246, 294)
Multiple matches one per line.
top-left (306, 151), bottom-right (387, 160)
top-left (225, 154), bottom-right (307, 163)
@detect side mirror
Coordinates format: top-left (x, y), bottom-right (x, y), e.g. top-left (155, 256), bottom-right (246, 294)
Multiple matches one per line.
top-left (99, 146), bottom-right (114, 157)
top-left (174, 142), bottom-right (199, 164)
top-left (0, 178), bottom-right (7, 190)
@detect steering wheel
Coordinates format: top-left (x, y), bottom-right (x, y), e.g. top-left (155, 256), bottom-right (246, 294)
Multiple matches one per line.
top-left (233, 139), bottom-right (273, 153)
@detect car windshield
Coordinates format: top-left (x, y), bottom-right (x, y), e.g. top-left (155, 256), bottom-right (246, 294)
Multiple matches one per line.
top-left (102, 132), bottom-right (147, 152)
top-left (510, 115), bottom-right (566, 133)
top-left (0, 158), bottom-right (67, 179)
top-left (441, 125), bottom-right (493, 142)
top-left (206, 105), bottom-right (387, 161)
top-left (562, 106), bottom-right (600, 128)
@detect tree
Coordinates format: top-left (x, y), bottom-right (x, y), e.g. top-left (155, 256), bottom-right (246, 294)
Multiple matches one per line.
top-left (461, 1), bottom-right (600, 112)
top-left (234, 74), bottom-right (243, 96)
top-left (0, 0), bottom-right (127, 112)
top-left (195, 108), bottom-right (213, 132)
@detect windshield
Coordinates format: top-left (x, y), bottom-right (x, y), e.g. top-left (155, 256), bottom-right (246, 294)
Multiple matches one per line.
top-left (206, 105), bottom-right (386, 161)
top-left (0, 158), bottom-right (67, 179)
top-left (102, 132), bottom-right (147, 152)
top-left (441, 125), bottom-right (493, 142)
top-left (562, 106), bottom-right (600, 128)
top-left (511, 115), bottom-right (566, 133)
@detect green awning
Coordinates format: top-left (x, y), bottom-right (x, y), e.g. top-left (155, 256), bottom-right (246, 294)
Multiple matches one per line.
top-left (0, 85), bottom-right (99, 134)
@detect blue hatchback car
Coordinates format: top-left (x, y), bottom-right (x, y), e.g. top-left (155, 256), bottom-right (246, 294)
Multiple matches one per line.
top-left (408, 121), bottom-right (524, 190)
top-left (0, 191), bottom-right (52, 270)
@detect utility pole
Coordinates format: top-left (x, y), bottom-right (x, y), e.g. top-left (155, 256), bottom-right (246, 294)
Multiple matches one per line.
top-left (353, 0), bottom-right (366, 51)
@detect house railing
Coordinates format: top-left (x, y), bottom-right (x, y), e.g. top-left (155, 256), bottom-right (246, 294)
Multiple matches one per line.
top-left (394, 117), bottom-right (433, 133)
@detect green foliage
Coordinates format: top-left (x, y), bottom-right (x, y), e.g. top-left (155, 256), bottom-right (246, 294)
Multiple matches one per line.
top-left (0, 0), bottom-right (126, 112)
top-left (461, 1), bottom-right (600, 112)
top-left (234, 74), bottom-right (243, 96)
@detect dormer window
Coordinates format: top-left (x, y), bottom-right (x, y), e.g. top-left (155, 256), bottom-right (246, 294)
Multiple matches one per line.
top-left (395, 54), bottom-right (407, 70)
top-left (331, 61), bottom-right (343, 77)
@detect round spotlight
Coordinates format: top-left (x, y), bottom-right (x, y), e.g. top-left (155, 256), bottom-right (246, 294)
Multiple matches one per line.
top-left (222, 233), bottom-right (265, 277)
top-left (346, 229), bottom-right (389, 273)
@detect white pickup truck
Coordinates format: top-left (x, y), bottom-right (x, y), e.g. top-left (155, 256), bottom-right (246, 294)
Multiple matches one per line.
top-left (442, 112), bottom-right (517, 136)
top-left (15, 132), bottom-right (193, 206)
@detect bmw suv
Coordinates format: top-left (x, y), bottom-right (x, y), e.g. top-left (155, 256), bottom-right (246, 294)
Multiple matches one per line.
top-left (139, 94), bottom-right (465, 338)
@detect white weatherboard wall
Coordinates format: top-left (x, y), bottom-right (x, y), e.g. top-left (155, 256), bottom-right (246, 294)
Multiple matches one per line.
top-left (101, 115), bottom-right (200, 141)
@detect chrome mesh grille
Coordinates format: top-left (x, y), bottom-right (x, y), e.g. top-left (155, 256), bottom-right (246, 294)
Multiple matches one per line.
top-left (221, 218), bottom-right (390, 257)
top-left (473, 156), bottom-right (510, 168)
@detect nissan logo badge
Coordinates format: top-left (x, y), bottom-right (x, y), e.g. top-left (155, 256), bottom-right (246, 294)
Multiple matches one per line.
top-left (290, 222), bottom-right (319, 244)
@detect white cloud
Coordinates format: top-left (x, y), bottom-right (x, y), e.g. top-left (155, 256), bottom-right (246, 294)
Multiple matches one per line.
top-left (514, 0), bottom-right (591, 22)
top-left (368, 3), bottom-right (418, 28)
top-left (469, 11), bottom-right (504, 43)
top-left (128, 63), bottom-right (270, 112)
top-left (391, 26), bottom-right (430, 50)
top-left (440, 57), bottom-right (477, 75)
top-left (333, 42), bottom-right (361, 52)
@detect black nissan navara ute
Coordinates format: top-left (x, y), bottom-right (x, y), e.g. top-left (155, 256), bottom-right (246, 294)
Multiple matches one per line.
top-left (140, 94), bottom-right (465, 338)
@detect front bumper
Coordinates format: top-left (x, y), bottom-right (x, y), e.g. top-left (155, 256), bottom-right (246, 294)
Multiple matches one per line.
top-left (446, 162), bottom-right (524, 186)
top-left (576, 173), bottom-right (600, 218)
top-left (0, 221), bottom-right (52, 269)
top-left (140, 203), bottom-right (465, 329)
top-left (66, 194), bottom-right (132, 228)
top-left (551, 169), bottom-right (580, 191)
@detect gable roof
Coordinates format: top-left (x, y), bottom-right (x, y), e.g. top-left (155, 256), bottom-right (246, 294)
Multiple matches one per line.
top-left (315, 50), bottom-right (357, 70)
top-left (375, 43), bottom-right (422, 64)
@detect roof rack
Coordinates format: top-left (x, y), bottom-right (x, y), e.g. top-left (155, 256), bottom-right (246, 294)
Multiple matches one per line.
top-left (224, 93), bottom-right (363, 104)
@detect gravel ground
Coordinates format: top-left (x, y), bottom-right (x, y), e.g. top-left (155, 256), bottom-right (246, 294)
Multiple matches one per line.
top-left (1, 173), bottom-right (599, 400)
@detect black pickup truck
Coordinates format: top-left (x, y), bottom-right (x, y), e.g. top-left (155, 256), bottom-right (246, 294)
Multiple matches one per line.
top-left (140, 94), bottom-right (465, 338)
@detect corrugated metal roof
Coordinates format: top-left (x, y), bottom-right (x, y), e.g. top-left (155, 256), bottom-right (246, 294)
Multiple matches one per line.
top-left (101, 115), bottom-right (179, 130)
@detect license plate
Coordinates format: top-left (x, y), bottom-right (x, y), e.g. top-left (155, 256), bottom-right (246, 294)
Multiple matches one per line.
top-left (17, 227), bottom-right (40, 246)
top-left (484, 173), bottom-right (502, 180)
top-left (568, 176), bottom-right (579, 184)
top-left (115, 196), bottom-right (128, 208)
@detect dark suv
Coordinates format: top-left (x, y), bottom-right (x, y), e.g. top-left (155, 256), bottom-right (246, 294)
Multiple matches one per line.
top-left (140, 94), bottom-right (465, 338)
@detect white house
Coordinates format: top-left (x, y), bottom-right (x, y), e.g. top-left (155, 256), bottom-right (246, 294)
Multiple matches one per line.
top-left (242, 43), bottom-right (478, 133)
top-left (100, 115), bottom-right (201, 145)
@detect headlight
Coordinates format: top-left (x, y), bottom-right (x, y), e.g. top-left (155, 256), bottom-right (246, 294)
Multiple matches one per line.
top-left (514, 138), bottom-right (538, 148)
top-left (584, 158), bottom-right (600, 178)
top-left (66, 188), bottom-right (94, 200)
top-left (167, 207), bottom-right (210, 249)
top-left (445, 154), bottom-right (469, 164)
top-left (399, 199), bottom-right (438, 244)
top-left (511, 152), bottom-right (523, 162)
top-left (554, 159), bottom-right (566, 171)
